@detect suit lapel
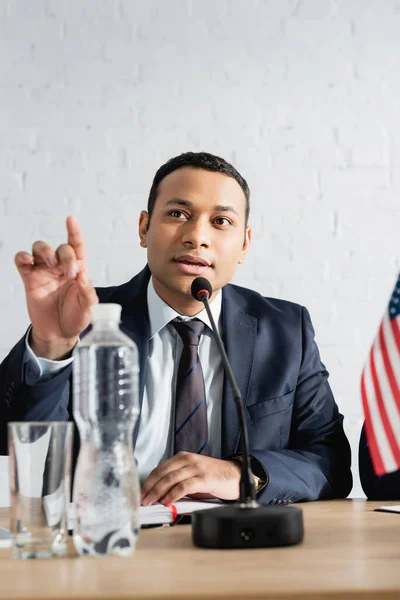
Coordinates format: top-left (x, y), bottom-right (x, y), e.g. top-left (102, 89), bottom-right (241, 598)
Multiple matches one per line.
top-left (221, 286), bottom-right (257, 458)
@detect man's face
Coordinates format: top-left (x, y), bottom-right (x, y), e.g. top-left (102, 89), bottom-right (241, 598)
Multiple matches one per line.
top-left (139, 167), bottom-right (251, 312)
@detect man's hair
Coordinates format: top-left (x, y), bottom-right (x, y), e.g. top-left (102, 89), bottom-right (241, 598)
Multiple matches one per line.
top-left (147, 151), bottom-right (250, 224)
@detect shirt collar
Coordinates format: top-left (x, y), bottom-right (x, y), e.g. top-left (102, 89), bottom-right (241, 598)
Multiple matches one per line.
top-left (147, 277), bottom-right (222, 340)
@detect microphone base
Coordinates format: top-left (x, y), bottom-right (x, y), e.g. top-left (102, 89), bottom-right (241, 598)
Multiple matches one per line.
top-left (192, 504), bottom-right (303, 549)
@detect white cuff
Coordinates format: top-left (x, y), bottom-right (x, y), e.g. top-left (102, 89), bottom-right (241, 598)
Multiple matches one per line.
top-left (23, 326), bottom-right (75, 384)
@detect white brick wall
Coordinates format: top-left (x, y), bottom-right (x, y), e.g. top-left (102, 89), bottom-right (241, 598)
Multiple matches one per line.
top-left (1, 0), bottom-right (400, 497)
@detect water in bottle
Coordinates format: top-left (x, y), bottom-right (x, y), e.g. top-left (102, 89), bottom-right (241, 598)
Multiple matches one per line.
top-left (72, 303), bottom-right (140, 557)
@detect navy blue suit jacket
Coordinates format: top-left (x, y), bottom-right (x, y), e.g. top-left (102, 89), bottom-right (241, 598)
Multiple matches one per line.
top-left (0, 266), bottom-right (352, 503)
top-left (359, 425), bottom-right (400, 499)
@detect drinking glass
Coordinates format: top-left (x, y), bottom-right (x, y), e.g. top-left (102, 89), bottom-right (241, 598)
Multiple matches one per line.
top-left (8, 422), bottom-right (73, 559)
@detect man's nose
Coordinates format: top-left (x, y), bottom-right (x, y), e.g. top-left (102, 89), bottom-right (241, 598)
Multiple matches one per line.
top-left (181, 219), bottom-right (210, 248)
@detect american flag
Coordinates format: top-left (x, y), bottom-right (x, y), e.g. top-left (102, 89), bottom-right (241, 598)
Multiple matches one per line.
top-left (362, 274), bottom-right (400, 475)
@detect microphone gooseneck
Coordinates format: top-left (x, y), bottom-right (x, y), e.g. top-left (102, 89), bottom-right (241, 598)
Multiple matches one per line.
top-left (189, 277), bottom-right (304, 549)
top-left (191, 277), bottom-right (256, 507)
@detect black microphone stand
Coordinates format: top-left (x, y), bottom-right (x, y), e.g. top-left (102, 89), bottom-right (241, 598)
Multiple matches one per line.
top-left (199, 292), bottom-right (256, 507)
top-left (191, 279), bottom-right (304, 549)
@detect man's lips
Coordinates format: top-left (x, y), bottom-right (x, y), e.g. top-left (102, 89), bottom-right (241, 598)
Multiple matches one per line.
top-left (174, 255), bottom-right (211, 267)
top-left (173, 256), bottom-right (212, 274)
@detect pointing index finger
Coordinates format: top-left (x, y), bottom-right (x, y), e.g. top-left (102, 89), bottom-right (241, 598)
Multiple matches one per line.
top-left (66, 216), bottom-right (87, 262)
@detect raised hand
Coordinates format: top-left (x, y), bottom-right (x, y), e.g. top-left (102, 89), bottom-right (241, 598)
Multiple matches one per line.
top-left (15, 216), bottom-right (98, 360)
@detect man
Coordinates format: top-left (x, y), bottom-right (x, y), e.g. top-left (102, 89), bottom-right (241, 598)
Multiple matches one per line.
top-left (0, 152), bottom-right (352, 505)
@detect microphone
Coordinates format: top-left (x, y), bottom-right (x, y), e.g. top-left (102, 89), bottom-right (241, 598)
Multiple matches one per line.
top-left (191, 277), bottom-right (257, 506)
top-left (190, 277), bottom-right (304, 549)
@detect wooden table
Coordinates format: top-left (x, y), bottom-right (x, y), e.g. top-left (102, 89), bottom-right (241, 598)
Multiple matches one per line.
top-left (1, 500), bottom-right (400, 599)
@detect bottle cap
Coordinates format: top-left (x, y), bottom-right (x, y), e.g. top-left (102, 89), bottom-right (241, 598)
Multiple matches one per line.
top-left (90, 303), bottom-right (122, 322)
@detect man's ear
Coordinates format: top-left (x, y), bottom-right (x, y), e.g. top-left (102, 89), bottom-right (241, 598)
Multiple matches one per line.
top-left (238, 226), bottom-right (252, 264)
top-left (139, 211), bottom-right (149, 248)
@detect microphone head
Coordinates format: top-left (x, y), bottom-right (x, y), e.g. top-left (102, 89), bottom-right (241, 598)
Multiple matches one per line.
top-left (191, 277), bottom-right (213, 302)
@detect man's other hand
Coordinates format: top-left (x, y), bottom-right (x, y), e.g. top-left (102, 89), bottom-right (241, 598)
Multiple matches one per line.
top-left (141, 452), bottom-right (241, 506)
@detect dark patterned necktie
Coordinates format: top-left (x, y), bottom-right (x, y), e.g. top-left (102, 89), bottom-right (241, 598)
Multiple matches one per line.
top-left (172, 319), bottom-right (209, 455)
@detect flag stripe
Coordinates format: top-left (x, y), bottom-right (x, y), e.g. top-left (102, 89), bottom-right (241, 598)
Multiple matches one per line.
top-left (362, 353), bottom-right (397, 474)
top-left (374, 327), bottom-right (400, 464)
top-left (370, 339), bottom-right (400, 465)
top-left (392, 317), bottom-right (400, 355)
top-left (361, 371), bottom-right (385, 475)
top-left (379, 318), bottom-right (400, 414)
top-left (382, 313), bottom-right (400, 397)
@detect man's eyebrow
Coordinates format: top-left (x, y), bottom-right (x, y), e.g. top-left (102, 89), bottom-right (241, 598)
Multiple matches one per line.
top-left (213, 204), bottom-right (239, 216)
top-left (165, 198), bottom-right (193, 208)
top-left (165, 198), bottom-right (239, 216)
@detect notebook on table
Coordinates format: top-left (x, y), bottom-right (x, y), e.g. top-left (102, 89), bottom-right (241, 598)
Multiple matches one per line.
top-left (375, 505), bottom-right (400, 514)
top-left (67, 498), bottom-right (223, 529)
top-left (139, 498), bottom-right (223, 526)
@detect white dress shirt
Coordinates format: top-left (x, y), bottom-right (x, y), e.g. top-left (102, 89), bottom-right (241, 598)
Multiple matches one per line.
top-left (23, 278), bottom-right (224, 482)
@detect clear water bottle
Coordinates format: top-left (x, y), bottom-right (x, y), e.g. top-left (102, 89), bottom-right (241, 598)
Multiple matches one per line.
top-left (72, 303), bottom-right (140, 557)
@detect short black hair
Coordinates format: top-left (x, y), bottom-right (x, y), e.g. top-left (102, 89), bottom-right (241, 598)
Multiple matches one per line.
top-left (147, 151), bottom-right (250, 224)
